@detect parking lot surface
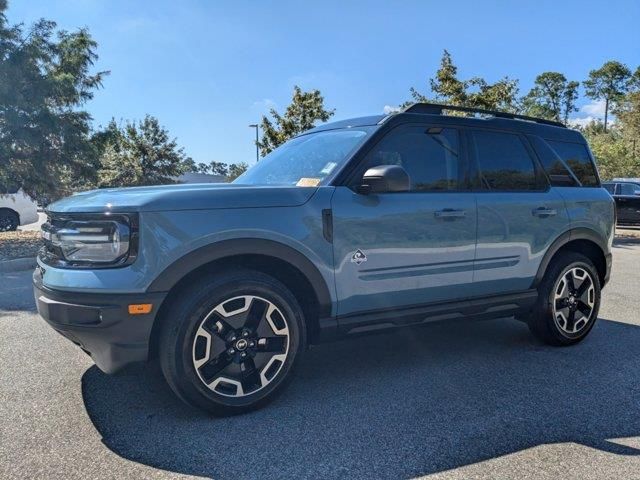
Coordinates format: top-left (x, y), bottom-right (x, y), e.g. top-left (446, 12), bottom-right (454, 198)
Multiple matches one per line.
top-left (1, 240), bottom-right (640, 479)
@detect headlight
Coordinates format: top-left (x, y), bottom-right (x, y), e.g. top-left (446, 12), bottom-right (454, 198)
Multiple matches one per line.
top-left (41, 213), bottom-right (138, 268)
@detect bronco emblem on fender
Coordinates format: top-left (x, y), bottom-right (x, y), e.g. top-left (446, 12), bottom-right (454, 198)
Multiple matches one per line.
top-left (351, 249), bottom-right (367, 265)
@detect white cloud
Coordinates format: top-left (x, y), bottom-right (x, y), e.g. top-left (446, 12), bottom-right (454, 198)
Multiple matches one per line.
top-left (567, 116), bottom-right (601, 128)
top-left (580, 99), bottom-right (607, 117)
top-left (383, 105), bottom-right (401, 114)
top-left (568, 99), bottom-right (615, 127)
top-left (252, 98), bottom-right (277, 110)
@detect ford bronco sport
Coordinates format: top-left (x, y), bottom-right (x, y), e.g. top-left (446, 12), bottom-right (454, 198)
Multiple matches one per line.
top-left (34, 103), bottom-right (614, 415)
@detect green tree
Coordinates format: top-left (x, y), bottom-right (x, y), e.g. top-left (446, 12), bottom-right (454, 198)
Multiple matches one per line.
top-left (209, 161), bottom-right (230, 176)
top-left (195, 162), bottom-right (210, 174)
top-left (97, 115), bottom-right (192, 187)
top-left (582, 89), bottom-right (640, 179)
top-left (522, 72), bottom-right (579, 123)
top-left (416, 50), bottom-right (467, 105)
top-left (0, 1), bottom-right (107, 197)
top-left (257, 86), bottom-right (334, 156)
top-left (629, 66), bottom-right (640, 91)
top-left (583, 61), bottom-right (632, 132)
top-left (585, 129), bottom-right (636, 179)
top-left (227, 162), bottom-right (248, 181)
top-left (467, 76), bottom-right (520, 112)
top-left (409, 50), bottom-right (519, 112)
top-left (613, 91), bottom-right (640, 158)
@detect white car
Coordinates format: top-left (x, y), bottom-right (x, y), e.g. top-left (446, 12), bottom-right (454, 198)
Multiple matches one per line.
top-left (0, 189), bottom-right (39, 231)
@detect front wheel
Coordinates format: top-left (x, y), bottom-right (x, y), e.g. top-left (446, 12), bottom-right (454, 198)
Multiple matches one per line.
top-left (0, 210), bottom-right (19, 231)
top-left (159, 269), bottom-right (306, 415)
top-left (528, 252), bottom-right (601, 346)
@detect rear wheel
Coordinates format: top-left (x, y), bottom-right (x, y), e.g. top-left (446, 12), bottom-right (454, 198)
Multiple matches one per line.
top-left (0, 210), bottom-right (19, 231)
top-left (528, 252), bottom-right (601, 346)
top-left (159, 269), bottom-right (306, 415)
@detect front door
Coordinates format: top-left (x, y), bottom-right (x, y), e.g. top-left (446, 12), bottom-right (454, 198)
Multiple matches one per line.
top-left (331, 124), bottom-right (477, 318)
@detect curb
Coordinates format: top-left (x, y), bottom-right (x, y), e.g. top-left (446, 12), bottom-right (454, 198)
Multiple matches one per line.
top-left (0, 257), bottom-right (37, 273)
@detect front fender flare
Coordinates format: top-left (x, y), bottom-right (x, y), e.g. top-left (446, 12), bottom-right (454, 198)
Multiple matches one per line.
top-left (146, 238), bottom-right (333, 318)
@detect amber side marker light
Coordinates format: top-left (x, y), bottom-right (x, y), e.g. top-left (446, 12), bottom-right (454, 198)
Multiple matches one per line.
top-left (128, 304), bottom-right (153, 315)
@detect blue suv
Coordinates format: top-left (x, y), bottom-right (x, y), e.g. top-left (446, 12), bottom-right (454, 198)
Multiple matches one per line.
top-left (34, 103), bottom-right (614, 414)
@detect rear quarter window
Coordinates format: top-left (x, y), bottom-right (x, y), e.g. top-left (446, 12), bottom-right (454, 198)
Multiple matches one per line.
top-left (546, 140), bottom-right (599, 187)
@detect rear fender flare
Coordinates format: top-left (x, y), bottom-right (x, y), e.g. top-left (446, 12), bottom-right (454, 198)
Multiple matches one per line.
top-left (531, 228), bottom-right (608, 288)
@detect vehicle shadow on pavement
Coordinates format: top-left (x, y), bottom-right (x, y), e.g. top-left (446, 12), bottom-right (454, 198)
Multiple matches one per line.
top-left (82, 317), bottom-right (640, 480)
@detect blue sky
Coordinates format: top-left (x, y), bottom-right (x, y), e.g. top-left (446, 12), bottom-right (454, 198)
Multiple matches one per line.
top-left (8, 0), bottom-right (640, 166)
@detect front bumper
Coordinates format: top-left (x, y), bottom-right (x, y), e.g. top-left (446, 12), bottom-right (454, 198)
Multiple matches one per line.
top-left (33, 268), bottom-right (166, 373)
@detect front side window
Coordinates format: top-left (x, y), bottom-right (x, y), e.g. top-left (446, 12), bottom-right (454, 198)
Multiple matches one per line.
top-left (546, 140), bottom-right (599, 187)
top-left (358, 126), bottom-right (463, 191)
top-left (471, 130), bottom-right (539, 191)
top-left (234, 127), bottom-right (374, 186)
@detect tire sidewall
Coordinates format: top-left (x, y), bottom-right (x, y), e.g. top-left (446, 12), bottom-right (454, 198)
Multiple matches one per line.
top-left (161, 271), bottom-right (306, 413)
top-left (0, 211), bottom-right (18, 231)
top-left (540, 255), bottom-right (601, 343)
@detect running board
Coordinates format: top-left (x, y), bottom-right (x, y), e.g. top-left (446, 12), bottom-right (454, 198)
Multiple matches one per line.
top-left (337, 290), bottom-right (538, 336)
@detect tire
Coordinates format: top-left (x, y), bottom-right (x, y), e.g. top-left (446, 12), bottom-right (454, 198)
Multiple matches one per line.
top-left (0, 210), bottom-right (19, 232)
top-left (528, 252), bottom-right (601, 346)
top-left (158, 269), bottom-right (306, 415)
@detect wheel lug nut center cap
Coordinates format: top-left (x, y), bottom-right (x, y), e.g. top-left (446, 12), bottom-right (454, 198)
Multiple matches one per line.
top-left (235, 339), bottom-right (248, 351)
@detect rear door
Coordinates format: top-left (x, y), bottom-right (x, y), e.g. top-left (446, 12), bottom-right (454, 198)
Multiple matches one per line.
top-left (617, 183), bottom-right (640, 224)
top-left (331, 124), bottom-right (477, 317)
top-left (468, 129), bottom-right (570, 295)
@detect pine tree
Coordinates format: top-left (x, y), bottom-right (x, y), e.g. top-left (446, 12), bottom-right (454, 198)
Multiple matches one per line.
top-left (257, 86), bottom-right (334, 156)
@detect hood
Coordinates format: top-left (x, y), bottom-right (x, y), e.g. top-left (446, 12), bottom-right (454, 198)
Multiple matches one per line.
top-left (48, 183), bottom-right (318, 213)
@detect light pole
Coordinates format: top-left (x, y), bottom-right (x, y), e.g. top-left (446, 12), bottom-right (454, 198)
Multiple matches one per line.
top-left (248, 124), bottom-right (259, 163)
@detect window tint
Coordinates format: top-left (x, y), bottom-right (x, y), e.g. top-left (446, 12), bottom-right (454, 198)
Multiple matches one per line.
top-left (530, 136), bottom-right (576, 186)
top-left (619, 183), bottom-right (640, 195)
top-left (546, 140), bottom-right (599, 187)
top-left (602, 183), bottom-right (616, 194)
top-left (471, 130), bottom-right (539, 191)
top-left (361, 126), bottom-right (462, 191)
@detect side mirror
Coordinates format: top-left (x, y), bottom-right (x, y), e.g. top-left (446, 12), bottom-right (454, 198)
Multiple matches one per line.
top-left (357, 165), bottom-right (410, 194)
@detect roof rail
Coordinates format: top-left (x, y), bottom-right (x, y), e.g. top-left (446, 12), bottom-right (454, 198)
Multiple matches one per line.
top-left (403, 103), bottom-right (566, 128)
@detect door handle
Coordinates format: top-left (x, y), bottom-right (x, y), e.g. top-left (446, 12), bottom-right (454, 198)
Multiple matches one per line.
top-left (434, 209), bottom-right (466, 219)
top-left (532, 207), bottom-right (557, 218)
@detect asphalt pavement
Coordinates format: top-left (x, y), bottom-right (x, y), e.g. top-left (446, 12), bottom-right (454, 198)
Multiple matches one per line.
top-left (1, 241), bottom-right (640, 479)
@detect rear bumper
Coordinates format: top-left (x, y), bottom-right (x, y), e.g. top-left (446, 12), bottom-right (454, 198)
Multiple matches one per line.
top-left (33, 268), bottom-right (166, 374)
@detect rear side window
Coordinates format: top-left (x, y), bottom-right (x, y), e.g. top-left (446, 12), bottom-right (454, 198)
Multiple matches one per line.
top-left (546, 140), bottom-right (599, 187)
top-left (471, 130), bottom-right (539, 191)
top-left (602, 183), bottom-right (616, 194)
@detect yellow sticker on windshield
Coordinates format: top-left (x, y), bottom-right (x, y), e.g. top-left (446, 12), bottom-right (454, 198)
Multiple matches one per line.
top-left (296, 178), bottom-right (321, 187)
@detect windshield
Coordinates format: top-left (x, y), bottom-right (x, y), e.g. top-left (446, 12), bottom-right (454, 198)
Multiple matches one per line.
top-left (234, 127), bottom-right (374, 186)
